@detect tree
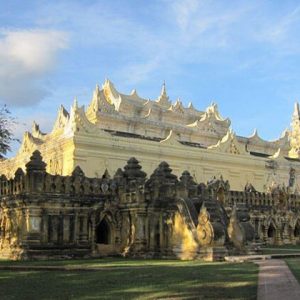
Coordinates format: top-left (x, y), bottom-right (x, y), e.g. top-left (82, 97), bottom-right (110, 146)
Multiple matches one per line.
top-left (0, 105), bottom-right (18, 158)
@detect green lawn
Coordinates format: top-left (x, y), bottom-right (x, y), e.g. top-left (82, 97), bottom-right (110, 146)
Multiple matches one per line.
top-left (286, 258), bottom-right (300, 283)
top-left (261, 244), bottom-right (300, 255)
top-left (0, 258), bottom-right (258, 300)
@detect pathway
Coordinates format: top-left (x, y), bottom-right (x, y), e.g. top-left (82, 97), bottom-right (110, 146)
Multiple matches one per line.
top-left (256, 259), bottom-right (300, 300)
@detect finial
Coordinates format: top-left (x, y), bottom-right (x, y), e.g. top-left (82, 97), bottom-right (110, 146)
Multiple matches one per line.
top-left (188, 102), bottom-right (195, 109)
top-left (251, 128), bottom-right (258, 137)
top-left (175, 98), bottom-right (181, 105)
top-left (161, 81), bottom-right (167, 97)
top-left (131, 89), bottom-right (138, 96)
top-left (72, 97), bottom-right (78, 111)
top-left (156, 81), bottom-right (170, 106)
top-left (293, 102), bottom-right (300, 120)
top-left (32, 121), bottom-right (39, 131)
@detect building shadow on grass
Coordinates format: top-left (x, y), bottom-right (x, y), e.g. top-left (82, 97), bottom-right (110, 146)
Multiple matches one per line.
top-left (0, 263), bottom-right (258, 300)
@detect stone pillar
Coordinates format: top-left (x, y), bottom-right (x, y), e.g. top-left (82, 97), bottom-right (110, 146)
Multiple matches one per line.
top-left (133, 212), bottom-right (147, 253)
top-left (145, 215), bottom-right (149, 250)
top-left (159, 213), bottom-right (163, 252)
top-left (82, 215), bottom-right (89, 242)
top-left (148, 214), bottom-right (156, 252)
top-left (263, 227), bottom-right (268, 243)
top-left (63, 215), bottom-right (70, 243)
top-left (276, 226), bottom-right (283, 245)
top-left (25, 208), bottom-right (43, 245)
top-left (74, 211), bottom-right (78, 244)
top-left (51, 215), bottom-right (58, 243)
top-left (41, 212), bottom-right (48, 244)
top-left (78, 213), bottom-right (88, 244)
top-left (91, 216), bottom-right (97, 254)
top-left (282, 223), bottom-right (290, 244)
top-left (58, 214), bottom-right (64, 244)
top-left (69, 214), bottom-right (75, 243)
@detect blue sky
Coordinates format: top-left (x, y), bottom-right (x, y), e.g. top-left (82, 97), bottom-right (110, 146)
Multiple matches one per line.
top-left (1, 0), bottom-right (300, 156)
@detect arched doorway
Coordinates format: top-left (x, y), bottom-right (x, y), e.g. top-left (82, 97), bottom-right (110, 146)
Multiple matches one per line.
top-left (96, 218), bottom-right (111, 244)
top-left (267, 223), bottom-right (276, 244)
top-left (294, 221), bottom-right (300, 243)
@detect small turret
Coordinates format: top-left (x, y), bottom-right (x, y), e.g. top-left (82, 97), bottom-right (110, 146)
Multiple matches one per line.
top-left (156, 81), bottom-right (171, 107)
top-left (123, 157), bottom-right (146, 182)
top-left (25, 150), bottom-right (47, 192)
top-left (25, 150), bottom-right (46, 173)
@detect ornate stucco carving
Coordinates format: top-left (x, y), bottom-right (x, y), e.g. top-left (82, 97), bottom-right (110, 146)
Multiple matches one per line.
top-left (64, 99), bottom-right (111, 137)
top-left (3, 151), bottom-right (300, 261)
top-left (208, 130), bottom-right (247, 155)
top-left (160, 130), bottom-right (182, 146)
top-left (31, 122), bottom-right (46, 140)
top-left (18, 132), bottom-right (42, 155)
top-left (86, 84), bottom-right (116, 121)
top-left (51, 105), bottom-right (70, 134)
top-left (247, 128), bottom-right (290, 156)
top-left (1, 80), bottom-right (300, 194)
top-left (196, 206), bottom-right (214, 246)
top-left (156, 82), bottom-right (171, 108)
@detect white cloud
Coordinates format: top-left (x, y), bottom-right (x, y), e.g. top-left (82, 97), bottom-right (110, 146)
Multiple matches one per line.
top-left (172, 0), bottom-right (200, 31)
top-left (0, 29), bottom-right (68, 106)
top-left (254, 5), bottom-right (300, 54)
top-left (2, 0), bottom-right (300, 103)
top-left (119, 57), bottom-right (162, 85)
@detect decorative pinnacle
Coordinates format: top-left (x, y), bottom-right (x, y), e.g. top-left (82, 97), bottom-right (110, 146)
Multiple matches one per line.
top-left (73, 97), bottom-right (78, 110)
top-left (32, 121), bottom-right (39, 132)
top-left (161, 81), bottom-right (167, 97)
top-left (157, 81), bottom-right (169, 105)
top-left (293, 102), bottom-right (300, 121)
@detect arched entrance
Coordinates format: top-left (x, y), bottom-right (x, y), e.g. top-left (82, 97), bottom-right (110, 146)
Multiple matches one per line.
top-left (96, 218), bottom-right (111, 244)
top-left (267, 223), bottom-right (276, 244)
top-left (294, 221), bottom-right (300, 243)
top-left (95, 217), bottom-right (115, 256)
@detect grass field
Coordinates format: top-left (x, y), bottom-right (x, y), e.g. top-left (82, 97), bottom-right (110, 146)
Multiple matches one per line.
top-left (260, 244), bottom-right (300, 255)
top-left (286, 258), bottom-right (300, 283)
top-left (0, 258), bottom-right (258, 300)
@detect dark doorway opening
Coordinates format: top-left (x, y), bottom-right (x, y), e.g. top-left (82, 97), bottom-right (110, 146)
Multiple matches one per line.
top-left (294, 222), bottom-right (300, 238)
top-left (96, 219), bottom-right (111, 244)
top-left (267, 223), bottom-right (276, 238)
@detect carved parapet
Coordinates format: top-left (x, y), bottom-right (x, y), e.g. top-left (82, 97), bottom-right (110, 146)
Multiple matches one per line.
top-left (207, 176), bottom-right (230, 205)
top-left (267, 184), bottom-right (289, 211)
top-left (0, 169), bottom-right (27, 196)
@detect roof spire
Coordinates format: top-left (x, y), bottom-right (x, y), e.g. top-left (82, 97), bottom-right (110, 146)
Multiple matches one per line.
top-left (156, 81), bottom-right (171, 107)
top-left (161, 81), bottom-right (167, 97)
top-left (72, 97), bottom-right (78, 111)
top-left (293, 102), bottom-right (300, 121)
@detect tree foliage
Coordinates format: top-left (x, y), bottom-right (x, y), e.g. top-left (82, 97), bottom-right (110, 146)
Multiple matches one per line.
top-left (0, 105), bottom-right (18, 158)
